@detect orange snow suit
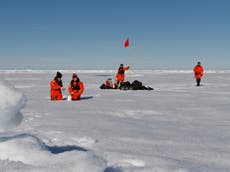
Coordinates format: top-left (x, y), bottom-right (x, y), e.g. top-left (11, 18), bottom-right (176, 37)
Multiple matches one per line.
top-left (105, 79), bottom-right (112, 88)
top-left (193, 65), bottom-right (204, 79)
top-left (116, 66), bottom-right (129, 84)
top-left (68, 81), bottom-right (84, 100)
top-left (50, 79), bottom-right (63, 100)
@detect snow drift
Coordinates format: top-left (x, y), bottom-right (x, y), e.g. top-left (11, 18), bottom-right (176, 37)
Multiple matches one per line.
top-left (0, 134), bottom-right (107, 172)
top-left (0, 80), bottom-right (26, 131)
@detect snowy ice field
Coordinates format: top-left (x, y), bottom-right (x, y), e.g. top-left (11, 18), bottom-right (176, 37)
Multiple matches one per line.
top-left (0, 70), bottom-right (230, 172)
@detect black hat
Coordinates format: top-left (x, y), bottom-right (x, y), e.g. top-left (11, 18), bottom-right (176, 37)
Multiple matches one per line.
top-left (72, 73), bottom-right (78, 78)
top-left (56, 71), bottom-right (62, 78)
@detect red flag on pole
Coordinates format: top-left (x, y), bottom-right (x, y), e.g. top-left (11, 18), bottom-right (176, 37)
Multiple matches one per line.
top-left (124, 38), bottom-right (129, 48)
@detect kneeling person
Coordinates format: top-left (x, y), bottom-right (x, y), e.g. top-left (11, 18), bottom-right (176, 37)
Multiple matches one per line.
top-left (68, 73), bottom-right (84, 100)
top-left (50, 71), bottom-right (65, 101)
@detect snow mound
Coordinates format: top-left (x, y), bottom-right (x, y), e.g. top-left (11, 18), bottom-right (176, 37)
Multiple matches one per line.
top-left (0, 134), bottom-right (50, 165)
top-left (0, 80), bottom-right (26, 131)
top-left (0, 134), bottom-right (107, 172)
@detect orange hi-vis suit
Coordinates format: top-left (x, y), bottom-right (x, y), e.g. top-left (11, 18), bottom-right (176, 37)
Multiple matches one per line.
top-left (68, 80), bottom-right (84, 100)
top-left (116, 66), bottom-right (129, 84)
top-left (193, 65), bottom-right (204, 79)
top-left (50, 79), bottom-right (63, 100)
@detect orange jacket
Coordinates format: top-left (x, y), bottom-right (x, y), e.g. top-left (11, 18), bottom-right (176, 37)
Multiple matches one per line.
top-left (50, 79), bottom-right (63, 100)
top-left (193, 65), bottom-right (204, 79)
top-left (116, 66), bottom-right (129, 83)
top-left (68, 81), bottom-right (84, 100)
top-left (105, 80), bottom-right (112, 88)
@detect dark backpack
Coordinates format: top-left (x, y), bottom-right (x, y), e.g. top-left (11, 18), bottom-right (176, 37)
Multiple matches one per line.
top-left (100, 84), bottom-right (106, 89)
top-left (119, 81), bottom-right (131, 90)
top-left (131, 80), bottom-right (142, 90)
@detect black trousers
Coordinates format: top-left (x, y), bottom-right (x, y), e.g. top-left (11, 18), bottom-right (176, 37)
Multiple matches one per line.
top-left (196, 78), bottom-right (201, 86)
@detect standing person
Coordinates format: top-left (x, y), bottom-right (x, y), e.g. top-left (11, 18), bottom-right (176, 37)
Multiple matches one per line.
top-left (116, 64), bottom-right (130, 85)
top-left (68, 73), bottom-right (84, 100)
top-left (50, 71), bottom-right (65, 100)
top-left (193, 62), bottom-right (204, 86)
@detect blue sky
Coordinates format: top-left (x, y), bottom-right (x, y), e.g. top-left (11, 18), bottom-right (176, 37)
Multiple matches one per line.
top-left (0, 0), bottom-right (230, 69)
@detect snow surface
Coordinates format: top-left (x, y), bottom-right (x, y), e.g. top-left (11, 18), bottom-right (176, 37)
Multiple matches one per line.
top-left (0, 70), bottom-right (230, 172)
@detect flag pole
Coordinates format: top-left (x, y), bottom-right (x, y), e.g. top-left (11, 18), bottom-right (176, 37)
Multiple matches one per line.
top-left (124, 38), bottom-right (131, 82)
top-left (128, 44), bottom-right (131, 82)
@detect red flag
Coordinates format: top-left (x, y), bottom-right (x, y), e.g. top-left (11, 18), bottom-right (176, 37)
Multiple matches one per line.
top-left (124, 38), bottom-right (129, 48)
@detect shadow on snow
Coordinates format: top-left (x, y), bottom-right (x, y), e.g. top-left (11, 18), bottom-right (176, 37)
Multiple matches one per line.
top-left (80, 96), bottom-right (94, 100)
top-left (0, 133), bottom-right (88, 154)
top-left (104, 167), bottom-right (123, 172)
top-left (46, 145), bottom-right (88, 154)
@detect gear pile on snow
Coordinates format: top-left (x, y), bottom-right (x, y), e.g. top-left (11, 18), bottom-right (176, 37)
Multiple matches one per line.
top-left (100, 80), bottom-right (153, 90)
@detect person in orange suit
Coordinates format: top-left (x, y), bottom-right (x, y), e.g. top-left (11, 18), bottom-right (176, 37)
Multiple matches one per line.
top-left (68, 73), bottom-right (84, 100)
top-left (116, 64), bottom-right (130, 85)
top-left (193, 62), bottom-right (204, 86)
top-left (105, 78), bottom-right (113, 88)
top-left (50, 72), bottom-right (65, 100)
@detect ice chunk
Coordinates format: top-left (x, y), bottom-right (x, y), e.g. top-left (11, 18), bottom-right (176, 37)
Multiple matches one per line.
top-left (0, 80), bottom-right (26, 131)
